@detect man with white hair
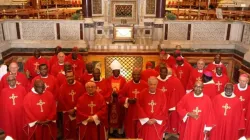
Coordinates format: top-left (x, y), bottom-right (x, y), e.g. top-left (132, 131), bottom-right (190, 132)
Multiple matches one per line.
top-left (136, 76), bottom-right (167, 140)
top-left (1, 62), bottom-right (29, 91)
top-left (50, 52), bottom-right (65, 77)
top-left (106, 60), bottom-right (126, 136)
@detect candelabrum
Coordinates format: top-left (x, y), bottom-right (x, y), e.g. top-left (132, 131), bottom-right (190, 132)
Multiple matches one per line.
top-left (2, 9), bottom-right (7, 19)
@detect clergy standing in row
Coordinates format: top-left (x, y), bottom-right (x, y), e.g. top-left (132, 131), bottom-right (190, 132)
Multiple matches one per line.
top-left (76, 82), bottom-right (107, 140)
top-left (141, 61), bottom-right (159, 82)
top-left (106, 60), bottom-right (126, 135)
top-left (0, 75), bottom-right (27, 140)
top-left (24, 49), bottom-right (49, 79)
top-left (48, 46), bottom-right (62, 69)
top-left (206, 54), bottom-right (227, 75)
top-left (50, 52), bottom-right (66, 77)
top-left (213, 66), bottom-right (229, 95)
top-left (1, 62), bottom-right (29, 91)
top-left (136, 76), bottom-right (167, 140)
top-left (202, 71), bottom-right (217, 99)
top-left (210, 83), bottom-right (245, 140)
top-left (80, 62), bottom-right (94, 87)
top-left (23, 79), bottom-right (57, 140)
top-left (59, 70), bottom-right (84, 139)
top-left (119, 68), bottom-right (148, 138)
top-left (177, 81), bottom-right (215, 140)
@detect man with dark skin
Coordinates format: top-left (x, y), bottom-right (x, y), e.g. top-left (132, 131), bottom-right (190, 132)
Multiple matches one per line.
top-left (213, 66), bottom-right (229, 94)
top-left (80, 62), bottom-right (94, 86)
top-left (23, 79), bottom-right (57, 140)
top-left (206, 54), bottom-right (228, 75)
top-left (201, 71), bottom-right (217, 99)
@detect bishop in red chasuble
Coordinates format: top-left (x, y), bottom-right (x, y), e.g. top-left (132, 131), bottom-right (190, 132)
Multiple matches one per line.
top-left (23, 79), bottom-right (57, 140)
top-left (106, 60), bottom-right (126, 133)
top-left (136, 76), bottom-right (167, 140)
top-left (177, 81), bottom-right (215, 140)
top-left (76, 82), bottom-right (107, 140)
top-left (210, 83), bottom-right (245, 140)
top-left (0, 75), bottom-right (27, 140)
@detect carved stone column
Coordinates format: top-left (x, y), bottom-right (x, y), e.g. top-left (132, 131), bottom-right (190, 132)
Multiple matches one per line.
top-left (82, 0), bottom-right (92, 18)
top-left (156, 0), bottom-right (166, 18)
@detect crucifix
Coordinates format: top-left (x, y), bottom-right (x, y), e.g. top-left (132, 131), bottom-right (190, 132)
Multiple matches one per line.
top-left (72, 64), bottom-right (77, 71)
top-left (148, 100), bottom-right (156, 113)
top-left (34, 62), bottom-right (39, 71)
top-left (215, 81), bottom-right (222, 91)
top-left (37, 99), bottom-right (45, 112)
top-left (193, 107), bottom-right (202, 115)
top-left (96, 86), bottom-right (102, 93)
top-left (222, 103), bottom-right (231, 116)
top-left (132, 89), bottom-right (140, 98)
top-left (88, 101), bottom-right (96, 114)
top-left (179, 70), bottom-right (183, 79)
top-left (239, 96), bottom-right (245, 102)
top-left (9, 93), bottom-right (18, 105)
top-left (69, 90), bottom-right (76, 102)
top-left (161, 87), bottom-right (167, 92)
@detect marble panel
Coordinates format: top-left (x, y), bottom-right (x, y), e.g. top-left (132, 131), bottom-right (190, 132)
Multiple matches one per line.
top-left (60, 22), bottom-right (81, 40)
top-left (168, 23), bottom-right (188, 40)
top-left (0, 23), bottom-right (3, 41)
top-left (242, 23), bottom-right (250, 45)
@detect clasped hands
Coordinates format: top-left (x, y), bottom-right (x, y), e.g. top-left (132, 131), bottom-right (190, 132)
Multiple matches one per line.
top-left (187, 112), bottom-right (199, 120)
top-left (146, 119), bottom-right (157, 125)
top-left (128, 98), bottom-right (137, 104)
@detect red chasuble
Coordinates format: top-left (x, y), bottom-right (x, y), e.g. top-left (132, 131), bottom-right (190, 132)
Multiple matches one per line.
top-left (186, 68), bottom-right (203, 91)
top-left (0, 85), bottom-right (26, 140)
top-left (163, 75), bottom-right (185, 133)
top-left (23, 90), bottom-right (57, 140)
top-left (118, 80), bottom-right (148, 138)
top-left (106, 75), bottom-right (126, 128)
top-left (136, 88), bottom-right (167, 140)
top-left (177, 92), bottom-right (215, 140)
top-left (24, 56), bottom-right (49, 78)
top-left (244, 102), bottom-right (250, 137)
top-left (234, 84), bottom-right (250, 115)
top-left (80, 73), bottom-right (93, 87)
top-left (141, 69), bottom-right (159, 82)
top-left (76, 92), bottom-right (107, 140)
top-left (67, 54), bottom-right (83, 61)
top-left (56, 72), bottom-right (67, 88)
top-left (213, 74), bottom-right (229, 95)
top-left (173, 63), bottom-right (192, 89)
top-left (210, 93), bottom-right (245, 140)
top-left (91, 78), bottom-right (111, 103)
top-left (206, 62), bottom-right (227, 75)
top-left (1, 72), bottom-right (29, 91)
top-left (50, 63), bottom-right (64, 77)
top-left (163, 54), bottom-right (176, 68)
top-left (58, 81), bottom-right (84, 139)
top-left (48, 55), bottom-right (58, 72)
top-left (203, 81), bottom-right (217, 99)
top-left (66, 58), bottom-right (85, 80)
top-left (31, 75), bottom-right (58, 99)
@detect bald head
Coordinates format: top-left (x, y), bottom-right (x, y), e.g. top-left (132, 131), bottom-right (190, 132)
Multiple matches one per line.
top-left (148, 76), bottom-right (158, 93)
top-left (7, 75), bottom-right (16, 87)
top-left (9, 62), bottom-right (19, 74)
top-left (224, 83), bottom-right (234, 97)
top-left (57, 52), bottom-right (65, 63)
top-left (214, 54), bottom-right (221, 64)
top-left (194, 81), bottom-right (203, 96)
top-left (132, 67), bottom-right (141, 83)
top-left (85, 82), bottom-right (97, 95)
top-left (34, 79), bottom-right (45, 94)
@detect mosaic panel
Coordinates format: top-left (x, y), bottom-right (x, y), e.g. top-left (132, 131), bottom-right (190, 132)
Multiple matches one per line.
top-left (92, 0), bottom-right (102, 15)
top-left (146, 0), bottom-right (156, 15)
top-left (115, 5), bottom-right (133, 17)
top-left (242, 24), bottom-right (250, 45)
top-left (105, 56), bottom-right (143, 80)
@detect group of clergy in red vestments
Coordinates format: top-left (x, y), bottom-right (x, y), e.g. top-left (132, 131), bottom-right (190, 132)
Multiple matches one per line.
top-left (1, 46), bottom-right (250, 140)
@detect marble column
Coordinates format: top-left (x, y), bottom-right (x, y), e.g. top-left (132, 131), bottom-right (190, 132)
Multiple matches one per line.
top-left (82, 0), bottom-right (92, 18)
top-left (156, 0), bottom-right (166, 18)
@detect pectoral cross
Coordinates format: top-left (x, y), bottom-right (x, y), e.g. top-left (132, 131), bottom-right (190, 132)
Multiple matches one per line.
top-left (72, 64), bottom-right (77, 71)
top-left (132, 89), bottom-right (140, 98)
top-left (9, 94), bottom-right (18, 105)
top-left (212, 68), bottom-right (216, 73)
top-left (161, 87), bottom-right (167, 92)
top-left (193, 107), bottom-right (202, 115)
top-left (37, 99), bottom-right (45, 112)
top-left (215, 81), bottom-right (222, 91)
top-left (45, 83), bottom-right (49, 90)
top-left (69, 90), bottom-right (76, 102)
top-left (179, 70), bottom-right (183, 79)
top-left (34, 62), bottom-right (39, 71)
top-left (148, 100), bottom-right (156, 113)
top-left (16, 81), bottom-right (21, 85)
top-left (96, 86), bottom-right (102, 93)
top-left (239, 96), bottom-right (245, 102)
top-left (88, 101), bottom-right (96, 114)
top-left (196, 77), bottom-right (201, 82)
top-left (222, 103), bottom-right (231, 116)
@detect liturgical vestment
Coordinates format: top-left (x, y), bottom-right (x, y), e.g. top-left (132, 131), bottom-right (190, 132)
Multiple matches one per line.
top-left (76, 92), bottom-right (107, 140)
top-left (136, 88), bottom-right (167, 140)
top-left (210, 92), bottom-right (245, 140)
top-left (177, 92), bottom-right (215, 140)
top-left (118, 80), bottom-right (148, 138)
top-left (24, 56), bottom-right (49, 79)
top-left (0, 85), bottom-right (26, 140)
top-left (23, 89), bottom-right (57, 140)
